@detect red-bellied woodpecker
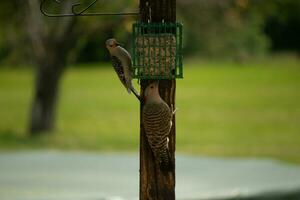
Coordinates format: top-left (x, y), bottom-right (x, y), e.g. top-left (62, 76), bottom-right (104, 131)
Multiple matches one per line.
top-left (106, 38), bottom-right (140, 101)
top-left (142, 81), bottom-right (176, 171)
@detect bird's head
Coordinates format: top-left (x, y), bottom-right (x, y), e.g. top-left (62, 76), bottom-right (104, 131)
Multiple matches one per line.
top-left (144, 81), bottom-right (159, 103)
top-left (106, 38), bottom-right (121, 52)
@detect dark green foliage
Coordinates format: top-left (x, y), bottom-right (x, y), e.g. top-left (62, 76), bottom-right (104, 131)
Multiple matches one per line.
top-left (262, 0), bottom-right (300, 53)
top-left (0, 1), bottom-right (29, 66)
top-left (177, 0), bottom-right (270, 60)
top-left (177, 0), bottom-right (300, 59)
top-left (0, 0), bottom-right (299, 66)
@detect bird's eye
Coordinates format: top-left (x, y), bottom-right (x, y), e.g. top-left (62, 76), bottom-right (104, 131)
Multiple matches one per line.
top-left (150, 86), bottom-right (154, 89)
top-left (110, 45), bottom-right (113, 47)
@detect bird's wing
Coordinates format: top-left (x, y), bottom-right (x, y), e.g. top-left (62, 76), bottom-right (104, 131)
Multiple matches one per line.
top-left (117, 46), bottom-right (132, 66)
top-left (111, 56), bottom-right (127, 88)
top-left (115, 46), bottom-right (133, 76)
top-left (142, 102), bottom-right (172, 150)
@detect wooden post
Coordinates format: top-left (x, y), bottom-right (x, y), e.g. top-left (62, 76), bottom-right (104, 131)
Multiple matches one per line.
top-left (139, 0), bottom-right (176, 199)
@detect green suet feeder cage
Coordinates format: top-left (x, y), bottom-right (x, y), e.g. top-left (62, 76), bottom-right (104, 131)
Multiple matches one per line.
top-left (132, 22), bottom-right (183, 79)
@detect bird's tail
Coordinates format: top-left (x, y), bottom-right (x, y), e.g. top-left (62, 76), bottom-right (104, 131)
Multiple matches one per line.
top-left (129, 85), bottom-right (141, 102)
top-left (159, 148), bottom-right (173, 172)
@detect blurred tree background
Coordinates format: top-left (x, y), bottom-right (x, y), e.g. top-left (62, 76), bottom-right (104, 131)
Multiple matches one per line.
top-left (1, 0), bottom-right (299, 66)
top-left (0, 0), bottom-right (299, 162)
top-left (0, 0), bottom-right (137, 66)
top-left (0, 0), bottom-right (300, 67)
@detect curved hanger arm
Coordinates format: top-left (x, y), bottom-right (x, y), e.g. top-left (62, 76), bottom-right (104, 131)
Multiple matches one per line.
top-left (40, 0), bottom-right (140, 17)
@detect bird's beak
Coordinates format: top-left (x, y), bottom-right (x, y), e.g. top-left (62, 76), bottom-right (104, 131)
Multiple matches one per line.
top-left (116, 41), bottom-right (123, 46)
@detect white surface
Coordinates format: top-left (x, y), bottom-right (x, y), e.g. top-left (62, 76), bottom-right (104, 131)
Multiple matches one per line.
top-left (1, 151), bottom-right (300, 199)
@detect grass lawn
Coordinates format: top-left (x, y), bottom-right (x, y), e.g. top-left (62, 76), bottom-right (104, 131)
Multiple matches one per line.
top-left (0, 57), bottom-right (300, 163)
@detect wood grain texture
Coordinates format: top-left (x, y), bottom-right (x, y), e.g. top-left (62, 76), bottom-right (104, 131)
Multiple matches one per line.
top-left (139, 0), bottom-right (176, 199)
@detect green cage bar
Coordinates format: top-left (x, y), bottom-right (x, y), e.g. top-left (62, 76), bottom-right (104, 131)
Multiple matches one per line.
top-left (132, 22), bottom-right (183, 79)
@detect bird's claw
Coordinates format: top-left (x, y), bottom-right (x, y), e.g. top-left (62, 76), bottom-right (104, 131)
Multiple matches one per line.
top-left (171, 104), bottom-right (178, 115)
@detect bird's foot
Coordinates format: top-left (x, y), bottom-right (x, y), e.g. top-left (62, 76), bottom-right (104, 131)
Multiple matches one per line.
top-left (171, 104), bottom-right (178, 115)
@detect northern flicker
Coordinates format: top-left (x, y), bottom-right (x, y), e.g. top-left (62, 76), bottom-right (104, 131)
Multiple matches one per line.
top-left (106, 38), bottom-right (140, 101)
top-left (142, 81), bottom-right (176, 171)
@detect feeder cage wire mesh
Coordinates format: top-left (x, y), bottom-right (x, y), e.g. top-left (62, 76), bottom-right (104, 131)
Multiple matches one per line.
top-left (132, 22), bottom-right (183, 79)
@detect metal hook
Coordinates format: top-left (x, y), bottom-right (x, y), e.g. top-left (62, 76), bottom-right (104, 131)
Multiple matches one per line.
top-left (40, 0), bottom-right (140, 17)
